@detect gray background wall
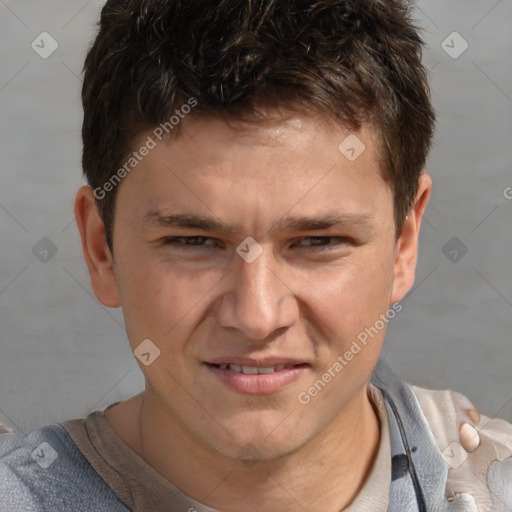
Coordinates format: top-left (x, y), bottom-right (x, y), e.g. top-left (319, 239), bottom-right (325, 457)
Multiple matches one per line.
top-left (0, 0), bottom-right (511, 434)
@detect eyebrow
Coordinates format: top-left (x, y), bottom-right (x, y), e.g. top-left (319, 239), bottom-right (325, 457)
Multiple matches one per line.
top-left (142, 210), bottom-right (375, 234)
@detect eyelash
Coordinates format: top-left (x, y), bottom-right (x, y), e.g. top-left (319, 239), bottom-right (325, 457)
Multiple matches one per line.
top-left (162, 236), bottom-right (349, 251)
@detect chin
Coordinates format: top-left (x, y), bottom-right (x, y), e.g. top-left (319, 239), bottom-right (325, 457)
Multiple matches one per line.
top-left (208, 414), bottom-right (309, 462)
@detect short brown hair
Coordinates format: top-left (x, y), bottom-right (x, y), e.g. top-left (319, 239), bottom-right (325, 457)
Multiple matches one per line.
top-left (82, 0), bottom-right (435, 251)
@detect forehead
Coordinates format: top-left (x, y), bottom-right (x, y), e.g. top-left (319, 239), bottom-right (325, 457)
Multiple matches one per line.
top-left (133, 110), bottom-right (383, 185)
top-left (166, 109), bottom-right (379, 155)
top-left (117, 110), bottom-right (393, 234)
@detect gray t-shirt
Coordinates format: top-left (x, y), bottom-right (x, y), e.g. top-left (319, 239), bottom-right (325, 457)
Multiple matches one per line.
top-left (60, 383), bottom-right (391, 511)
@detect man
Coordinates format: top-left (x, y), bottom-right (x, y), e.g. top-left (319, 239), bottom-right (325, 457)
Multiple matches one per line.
top-left (1, 0), bottom-right (511, 510)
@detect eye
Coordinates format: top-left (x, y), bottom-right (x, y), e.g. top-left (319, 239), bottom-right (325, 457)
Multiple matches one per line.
top-left (293, 236), bottom-right (349, 250)
top-left (161, 236), bottom-right (350, 252)
top-left (163, 236), bottom-right (218, 248)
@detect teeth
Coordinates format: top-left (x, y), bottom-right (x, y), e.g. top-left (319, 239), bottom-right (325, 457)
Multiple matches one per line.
top-left (257, 367), bottom-right (276, 374)
top-left (224, 363), bottom-right (290, 374)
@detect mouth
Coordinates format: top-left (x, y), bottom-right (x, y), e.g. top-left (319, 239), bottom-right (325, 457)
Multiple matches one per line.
top-left (205, 362), bottom-right (309, 374)
top-left (203, 360), bottom-right (310, 395)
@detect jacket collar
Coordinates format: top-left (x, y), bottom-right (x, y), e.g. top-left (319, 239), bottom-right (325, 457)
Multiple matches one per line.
top-left (371, 360), bottom-right (451, 511)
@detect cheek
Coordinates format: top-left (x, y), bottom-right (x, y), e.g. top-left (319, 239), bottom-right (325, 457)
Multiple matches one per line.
top-left (115, 255), bottom-right (225, 349)
top-left (302, 247), bottom-right (395, 336)
top-left (298, 254), bottom-right (395, 403)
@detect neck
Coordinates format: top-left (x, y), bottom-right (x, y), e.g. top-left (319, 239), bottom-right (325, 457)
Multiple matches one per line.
top-left (107, 383), bottom-right (381, 512)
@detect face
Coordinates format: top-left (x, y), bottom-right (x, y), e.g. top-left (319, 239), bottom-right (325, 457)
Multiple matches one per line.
top-left (78, 110), bottom-right (429, 461)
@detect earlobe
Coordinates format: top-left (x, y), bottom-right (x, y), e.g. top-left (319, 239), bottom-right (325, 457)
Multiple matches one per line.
top-left (390, 174), bottom-right (432, 304)
top-left (74, 185), bottom-right (121, 308)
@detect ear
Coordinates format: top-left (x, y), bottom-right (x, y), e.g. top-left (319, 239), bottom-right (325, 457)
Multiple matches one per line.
top-left (74, 186), bottom-right (121, 308)
top-left (390, 174), bottom-right (432, 304)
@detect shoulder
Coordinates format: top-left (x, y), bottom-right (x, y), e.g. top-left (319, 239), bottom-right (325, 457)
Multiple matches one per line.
top-left (411, 384), bottom-right (512, 510)
top-left (0, 422), bottom-right (128, 512)
top-left (410, 385), bottom-right (512, 457)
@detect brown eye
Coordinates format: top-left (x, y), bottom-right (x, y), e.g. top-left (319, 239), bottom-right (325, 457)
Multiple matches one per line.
top-left (294, 237), bottom-right (348, 249)
top-left (163, 236), bottom-right (217, 248)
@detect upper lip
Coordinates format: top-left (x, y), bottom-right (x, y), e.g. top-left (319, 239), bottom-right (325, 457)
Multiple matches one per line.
top-left (205, 357), bottom-right (309, 368)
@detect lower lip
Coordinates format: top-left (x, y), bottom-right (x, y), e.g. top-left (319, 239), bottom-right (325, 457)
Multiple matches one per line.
top-left (205, 364), bottom-right (309, 395)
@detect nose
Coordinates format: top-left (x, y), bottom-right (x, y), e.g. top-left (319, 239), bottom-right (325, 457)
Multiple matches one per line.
top-left (216, 243), bottom-right (297, 341)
